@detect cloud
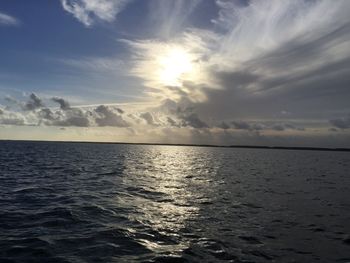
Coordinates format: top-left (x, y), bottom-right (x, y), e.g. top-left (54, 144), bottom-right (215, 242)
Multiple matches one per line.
top-left (116, 108), bottom-right (124, 114)
top-left (1, 93), bottom-right (349, 147)
top-left (140, 112), bottom-right (156, 126)
top-left (1, 94), bottom-right (130, 128)
top-left (59, 56), bottom-right (124, 72)
top-left (38, 103), bottom-right (92, 127)
top-left (147, 0), bottom-right (202, 38)
top-left (4, 95), bottom-right (21, 110)
top-left (153, 101), bottom-right (209, 129)
top-left (167, 116), bottom-right (178, 127)
top-left (52, 114), bottom-right (91, 127)
top-left (217, 121), bottom-right (230, 130)
top-left (52, 97), bottom-right (71, 110)
top-left (61, 0), bottom-right (131, 27)
top-left (231, 120), bottom-right (251, 130)
top-left (124, 0), bottom-right (350, 129)
top-left (0, 117), bottom-right (25, 126)
top-left (187, 1), bottom-right (350, 123)
top-left (23, 93), bottom-right (44, 111)
top-left (329, 115), bottom-right (350, 129)
top-left (124, 31), bottom-right (215, 102)
top-left (95, 105), bottom-right (129, 127)
top-left (2, 1), bottom-right (350, 147)
top-left (0, 11), bottom-right (20, 26)
top-left (3, 93), bottom-right (44, 111)
top-left (0, 109), bottom-right (26, 126)
top-left (37, 108), bottom-right (55, 121)
top-left (230, 120), bottom-right (304, 132)
top-left (178, 111), bottom-right (208, 129)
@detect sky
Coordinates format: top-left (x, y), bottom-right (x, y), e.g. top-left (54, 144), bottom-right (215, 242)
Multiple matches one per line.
top-left (0, 0), bottom-right (350, 147)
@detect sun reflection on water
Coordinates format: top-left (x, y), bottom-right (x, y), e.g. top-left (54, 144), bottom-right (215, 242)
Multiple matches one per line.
top-left (119, 146), bottom-right (218, 254)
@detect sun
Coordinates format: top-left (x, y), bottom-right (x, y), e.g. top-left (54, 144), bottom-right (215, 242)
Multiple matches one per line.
top-left (157, 47), bottom-right (194, 87)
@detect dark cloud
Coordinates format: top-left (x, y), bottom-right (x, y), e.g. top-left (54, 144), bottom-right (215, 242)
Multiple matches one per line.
top-left (154, 104), bottom-right (210, 129)
top-left (180, 112), bottom-right (209, 129)
top-left (140, 112), bottom-right (156, 126)
top-left (167, 116), bottom-right (178, 127)
top-left (231, 120), bottom-right (251, 130)
top-left (192, 20), bottom-right (350, 122)
top-left (329, 115), bottom-right (350, 129)
top-left (215, 71), bottom-right (260, 89)
top-left (23, 93), bottom-right (44, 111)
top-left (52, 115), bottom-right (90, 127)
top-left (95, 105), bottom-right (129, 127)
top-left (38, 105), bottom-right (91, 127)
top-left (230, 120), bottom-right (304, 132)
top-left (116, 108), bottom-right (124, 114)
top-left (37, 108), bottom-right (55, 121)
top-left (52, 97), bottom-right (71, 110)
top-left (231, 120), bottom-right (266, 131)
top-left (218, 121), bottom-right (230, 129)
top-left (271, 124), bottom-right (285, 131)
top-left (156, 99), bottom-right (178, 114)
top-left (0, 117), bottom-right (25, 126)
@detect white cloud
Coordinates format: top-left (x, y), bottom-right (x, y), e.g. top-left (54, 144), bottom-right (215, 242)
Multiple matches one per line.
top-left (0, 11), bottom-right (20, 26)
top-left (61, 0), bottom-right (131, 26)
top-left (147, 0), bottom-right (202, 38)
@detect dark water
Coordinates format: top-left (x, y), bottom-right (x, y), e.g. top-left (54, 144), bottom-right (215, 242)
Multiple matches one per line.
top-left (1, 141), bottom-right (350, 263)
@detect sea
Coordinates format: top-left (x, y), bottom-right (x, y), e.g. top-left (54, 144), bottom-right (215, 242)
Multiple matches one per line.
top-left (0, 141), bottom-right (349, 263)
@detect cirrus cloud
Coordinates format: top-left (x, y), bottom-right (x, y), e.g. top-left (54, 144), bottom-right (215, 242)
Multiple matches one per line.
top-left (0, 11), bottom-right (20, 26)
top-left (61, 0), bottom-right (132, 27)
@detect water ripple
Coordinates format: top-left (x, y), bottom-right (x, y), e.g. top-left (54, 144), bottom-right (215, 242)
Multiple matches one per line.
top-left (0, 141), bottom-right (350, 262)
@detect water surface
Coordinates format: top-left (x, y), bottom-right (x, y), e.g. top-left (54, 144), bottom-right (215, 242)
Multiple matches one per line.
top-left (0, 141), bottom-right (349, 262)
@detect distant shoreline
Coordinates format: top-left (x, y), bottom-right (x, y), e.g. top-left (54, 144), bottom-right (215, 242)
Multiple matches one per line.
top-left (1, 139), bottom-right (349, 152)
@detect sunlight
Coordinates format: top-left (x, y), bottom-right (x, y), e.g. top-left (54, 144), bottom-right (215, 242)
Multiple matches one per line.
top-left (157, 47), bottom-right (194, 87)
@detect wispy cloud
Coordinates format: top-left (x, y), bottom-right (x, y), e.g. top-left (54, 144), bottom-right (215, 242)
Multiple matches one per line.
top-left (124, 0), bottom-right (350, 124)
top-left (0, 11), bottom-right (20, 26)
top-left (61, 0), bottom-right (132, 27)
top-left (59, 56), bottom-right (124, 72)
top-left (147, 0), bottom-right (202, 39)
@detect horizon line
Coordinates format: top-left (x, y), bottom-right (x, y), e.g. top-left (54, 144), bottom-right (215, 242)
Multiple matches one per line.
top-left (1, 139), bottom-right (349, 152)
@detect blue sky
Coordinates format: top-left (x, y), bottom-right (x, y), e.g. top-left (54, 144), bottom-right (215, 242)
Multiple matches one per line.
top-left (0, 0), bottom-right (350, 146)
top-left (0, 0), bottom-right (139, 103)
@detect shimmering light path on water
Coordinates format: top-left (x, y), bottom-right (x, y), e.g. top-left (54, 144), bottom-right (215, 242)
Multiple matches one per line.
top-left (0, 141), bottom-right (350, 262)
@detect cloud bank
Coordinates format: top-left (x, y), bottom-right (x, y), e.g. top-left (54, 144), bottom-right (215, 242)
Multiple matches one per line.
top-left (1, 93), bottom-right (349, 147)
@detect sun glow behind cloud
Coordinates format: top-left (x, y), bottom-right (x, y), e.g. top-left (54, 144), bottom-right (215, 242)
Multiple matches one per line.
top-left (124, 0), bottom-right (350, 107)
top-left (157, 47), bottom-right (194, 87)
top-left (125, 38), bottom-right (211, 102)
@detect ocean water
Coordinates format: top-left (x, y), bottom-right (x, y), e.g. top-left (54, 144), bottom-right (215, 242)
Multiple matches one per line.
top-left (0, 141), bottom-right (349, 263)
